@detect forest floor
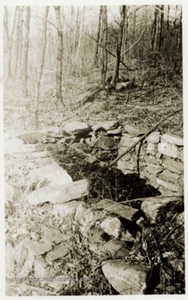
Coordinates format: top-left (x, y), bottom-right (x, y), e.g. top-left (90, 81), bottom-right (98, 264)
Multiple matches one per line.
top-left (3, 66), bottom-right (184, 295)
top-left (4, 66), bottom-right (183, 136)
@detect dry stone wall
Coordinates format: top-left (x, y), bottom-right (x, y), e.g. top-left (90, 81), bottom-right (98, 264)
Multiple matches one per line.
top-left (117, 125), bottom-right (184, 196)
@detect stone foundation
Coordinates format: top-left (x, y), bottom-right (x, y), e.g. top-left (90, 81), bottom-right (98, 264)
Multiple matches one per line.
top-left (117, 125), bottom-right (183, 196)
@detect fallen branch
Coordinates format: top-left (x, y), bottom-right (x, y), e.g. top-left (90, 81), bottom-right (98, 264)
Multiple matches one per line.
top-left (109, 109), bottom-right (182, 167)
top-left (87, 34), bottom-right (133, 71)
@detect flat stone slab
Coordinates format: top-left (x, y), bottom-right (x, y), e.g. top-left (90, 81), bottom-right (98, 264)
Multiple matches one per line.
top-left (36, 169), bottom-right (72, 189)
top-left (54, 179), bottom-right (89, 204)
top-left (158, 142), bottom-right (178, 158)
top-left (159, 170), bottom-right (181, 183)
top-left (90, 240), bottom-right (129, 257)
top-left (62, 121), bottom-right (89, 135)
top-left (95, 199), bottom-right (138, 221)
top-left (124, 124), bottom-right (147, 136)
top-left (107, 128), bottom-right (122, 135)
top-left (17, 131), bottom-right (47, 144)
top-left (161, 133), bottom-right (183, 146)
top-left (145, 164), bottom-right (163, 175)
top-left (146, 131), bottom-right (160, 143)
top-left (30, 162), bottom-right (64, 182)
top-left (45, 244), bottom-right (69, 263)
top-left (41, 228), bottom-right (64, 245)
top-left (53, 201), bottom-right (81, 218)
top-left (75, 202), bottom-right (105, 235)
top-left (146, 142), bottom-right (157, 155)
top-left (92, 120), bottom-right (119, 131)
top-left (156, 178), bottom-right (179, 192)
top-left (24, 241), bottom-right (52, 256)
top-left (26, 179), bottom-right (89, 205)
top-left (162, 158), bottom-right (183, 174)
top-left (118, 133), bottom-right (136, 149)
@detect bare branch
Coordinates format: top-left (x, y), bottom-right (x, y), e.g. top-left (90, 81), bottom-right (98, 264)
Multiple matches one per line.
top-left (109, 109), bottom-right (182, 167)
top-left (122, 24), bottom-right (147, 55)
top-left (32, 15), bottom-right (57, 30)
top-left (88, 34), bottom-right (133, 71)
top-left (154, 5), bottom-right (181, 21)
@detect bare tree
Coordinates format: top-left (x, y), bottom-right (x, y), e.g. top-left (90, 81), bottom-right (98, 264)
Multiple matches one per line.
top-left (110, 5), bottom-right (126, 88)
top-left (123, 6), bottom-right (129, 62)
top-left (14, 6), bottom-right (23, 77)
top-left (34, 6), bottom-right (50, 128)
top-left (167, 5), bottom-right (170, 30)
top-left (75, 7), bottom-right (85, 74)
top-left (4, 7), bottom-right (18, 81)
top-left (54, 6), bottom-right (65, 108)
top-left (132, 7), bottom-right (136, 47)
top-left (68, 6), bottom-right (74, 73)
top-left (159, 5), bottom-right (164, 52)
top-left (151, 6), bottom-right (160, 51)
top-left (101, 6), bottom-right (108, 86)
top-left (21, 6), bottom-right (31, 96)
top-left (94, 6), bottom-right (102, 67)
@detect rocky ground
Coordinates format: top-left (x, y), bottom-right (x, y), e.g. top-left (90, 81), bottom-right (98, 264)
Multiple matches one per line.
top-left (3, 70), bottom-right (184, 295)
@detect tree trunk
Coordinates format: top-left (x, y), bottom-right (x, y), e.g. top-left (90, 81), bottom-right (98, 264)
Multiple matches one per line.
top-left (75, 6), bottom-right (85, 74)
top-left (131, 7), bottom-right (136, 56)
top-left (159, 5), bottom-right (164, 52)
top-left (54, 6), bottom-right (65, 108)
top-left (14, 6), bottom-right (22, 77)
top-left (110, 5), bottom-right (126, 88)
top-left (167, 5), bottom-right (170, 31)
top-left (4, 7), bottom-right (18, 81)
top-left (34, 6), bottom-right (50, 129)
top-left (17, 6), bottom-right (24, 78)
top-left (22, 6), bottom-right (30, 96)
top-left (123, 6), bottom-right (129, 62)
top-left (101, 6), bottom-right (108, 87)
top-left (94, 6), bottom-right (102, 67)
top-left (74, 7), bottom-right (80, 53)
top-left (151, 6), bottom-right (160, 51)
top-left (69, 6), bottom-right (74, 73)
top-left (179, 7), bottom-right (182, 52)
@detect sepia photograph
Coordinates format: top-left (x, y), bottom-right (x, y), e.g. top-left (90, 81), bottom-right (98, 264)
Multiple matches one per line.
top-left (1, 1), bottom-right (186, 297)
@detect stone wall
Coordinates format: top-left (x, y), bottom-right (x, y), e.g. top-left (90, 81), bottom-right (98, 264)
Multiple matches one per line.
top-left (117, 125), bottom-right (184, 196)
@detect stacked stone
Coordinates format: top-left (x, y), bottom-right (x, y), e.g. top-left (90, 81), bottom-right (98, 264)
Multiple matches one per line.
top-left (117, 124), bottom-right (148, 174)
top-left (117, 126), bottom-right (184, 196)
top-left (156, 133), bottom-right (183, 195)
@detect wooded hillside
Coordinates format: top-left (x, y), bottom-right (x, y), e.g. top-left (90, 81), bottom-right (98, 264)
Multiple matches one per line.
top-left (4, 5), bottom-right (182, 129)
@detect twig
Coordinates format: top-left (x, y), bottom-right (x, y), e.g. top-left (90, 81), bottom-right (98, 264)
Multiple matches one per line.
top-left (122, 25), bottom-right (147, 55)
top-left (87, 34), bottom-right (133, 71)
top-left (154, 5), bottom-right (181, 21)
top-left (109, 109), bottom-right (182, 167)
top-left (107, 25), bottom-right (146, 68)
